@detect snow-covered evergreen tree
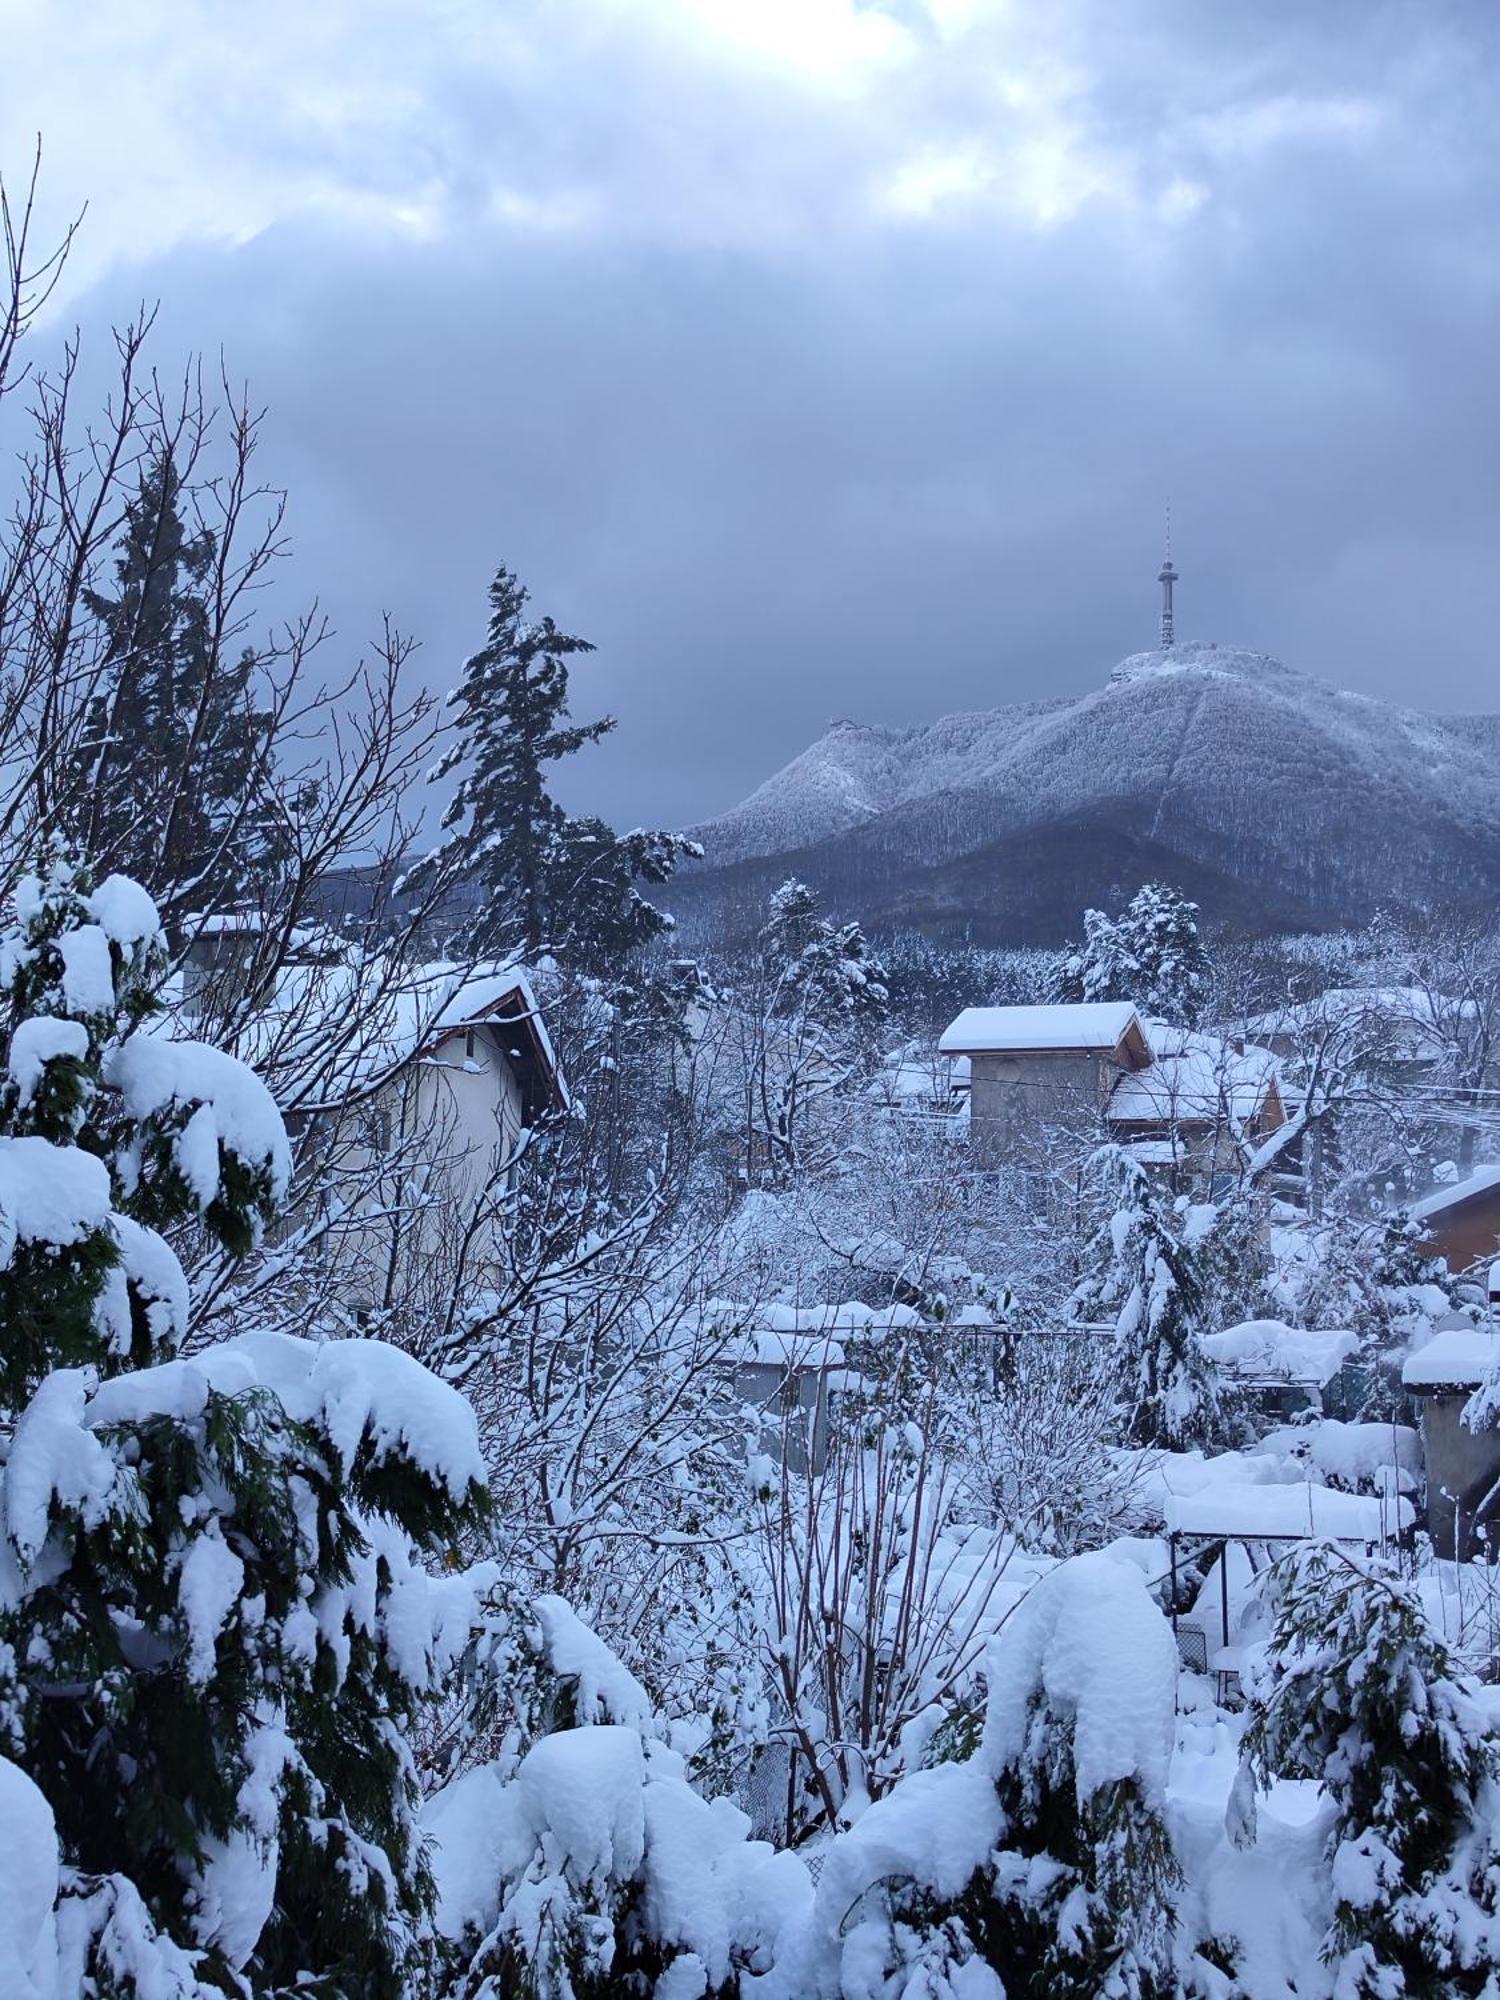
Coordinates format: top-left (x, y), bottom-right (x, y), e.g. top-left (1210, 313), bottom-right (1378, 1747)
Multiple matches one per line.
top-left (427, 1597), bottom-right (809, 2000)
top-left (818, 1553), bottom-right (1180, 2000)
top-left (0, 856), bottom-right (495, 1996)
top-left (416, 563), bottom-right (698, 966)
top-left (1237, 1542), bottom-right (1500, 1997)
top-left (1054, 882), bottom-right (1211, 1026)
top-left (1073, 1147), bottom-right (1229, 1450)
top-left (979, 1552), bottom-right (1181, 1997)
top-left (752, 878), bottom-right (889, 1177)
top-left (72, 453), bottom-right (275, 930)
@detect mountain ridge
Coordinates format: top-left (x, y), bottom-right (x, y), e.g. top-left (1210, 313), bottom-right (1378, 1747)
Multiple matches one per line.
top-left (675, 644), bottom-right (1500, 945)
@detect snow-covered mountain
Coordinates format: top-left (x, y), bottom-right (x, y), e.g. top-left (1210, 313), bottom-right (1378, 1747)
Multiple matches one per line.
top-left (678, 644), bottom-right (1500, 944)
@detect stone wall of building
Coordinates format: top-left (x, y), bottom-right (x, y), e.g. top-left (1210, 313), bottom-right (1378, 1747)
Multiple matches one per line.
top-left (968, 1050), bottom-right (1112, 1158)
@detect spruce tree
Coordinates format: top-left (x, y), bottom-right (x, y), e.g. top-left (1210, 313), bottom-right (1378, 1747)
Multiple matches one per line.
top-left (1054, 882), bottom-right (1211, 1026)
top-left (755, 878), bottom-right (889, 1175)
top-left (1073, 1147), bottom-right (1228, 1450)
top-left (74, 453), bottom-right (274, 929)
top-left (829, 1553), bottom-right (1181, 2000)
top-left (1237, 1543), bottom-right (1500, 1996)
top-left (0, 855), bottom-right (494, 1996)
top-left (419, 563), bottom-right (697, 967)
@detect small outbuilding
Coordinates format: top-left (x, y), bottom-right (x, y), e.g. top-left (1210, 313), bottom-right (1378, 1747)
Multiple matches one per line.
top-left (730, 1325), bottom-right (849, 1478)
top-left (1165, 1481), bottom-right (1413, 1700)
top-left (938, 1002), bottom-right (1150, 1155)
top-left (1402, 1321), bottom-right (1500, 1558)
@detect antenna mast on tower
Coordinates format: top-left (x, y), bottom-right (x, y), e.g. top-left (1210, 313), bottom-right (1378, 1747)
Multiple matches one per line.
top-left (1157, 505), bottom-right (1178, 649)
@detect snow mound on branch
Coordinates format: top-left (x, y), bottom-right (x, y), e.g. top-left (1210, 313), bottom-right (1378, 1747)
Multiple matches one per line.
top-left (983, 1549), bottom-right (1177, 1807)
top-left (105, 1030), bottom-right (291, 1204)
top-left (813, 1758), bottom-right (1005, 1936)
top-left (424, 1763), bottom-right (511, 1942)
top-left (98, 1215), bottom-right (190, 1355)
top-left (7, 1016), bottom-right (88, 1107)
top-left (86, 874), bottom-right (164, 950)
top-left (640, 1761), bottom-right (812, 1990)
top-left (517, 1725), bottom-right (647, 1886)
top-left (0, 1756), bottom-right (60, 1999)
top-left (425, 1730), bottom-right (813, 1989)
top-left (0, 1137), bottom-right (111, 1268)
top-left (90, 1330), bottom-right (488, 1501)
top-left (231, 1332), bottom-right (488, 1499)
top-left (178, 1526), bottom-right (246, 1685)
top-left (3, 1369), bottom-right (119, 1565)
top-left (56, 924), bottom-right (114, 1016)
top-left (534, 1595), bottom-right (657, 1731)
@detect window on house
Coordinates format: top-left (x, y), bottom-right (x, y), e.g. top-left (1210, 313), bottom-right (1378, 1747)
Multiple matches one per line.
top-left (465, 1028), bottom-right (477, 1060)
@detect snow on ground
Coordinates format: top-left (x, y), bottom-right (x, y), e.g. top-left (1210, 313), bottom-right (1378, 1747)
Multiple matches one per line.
top-left (1167, 1693), bottom-right (1332, 2000)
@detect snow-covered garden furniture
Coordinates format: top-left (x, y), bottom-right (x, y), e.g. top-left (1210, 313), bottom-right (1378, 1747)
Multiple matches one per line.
top-left (1402, 1323), bottom-right (1500, 1557)
top-left (1164, 1482), bottom-right (1414, 1701)
top-left (1198, 1318), bottom-right (1360, 1421)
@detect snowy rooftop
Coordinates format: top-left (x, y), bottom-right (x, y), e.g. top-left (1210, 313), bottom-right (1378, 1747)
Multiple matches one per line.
top-left (239, 957), bottom-right (567, 1114)
top-left (692, 1298), bottom-right (930, 1369)
top-left (1107, 1023), bottom-right (1280, 1128)
top-left (939, 1001), bottom-right (1143, 1056)
top-left (1402, 1326), bottom-right (1500, 1391)
top-left (1244, 985), bottom-right (1463, 1061)
top-left (1165, 1481), bottom-right (1412, 1541)
top-left (1410, 1162), bottom-right (1500, 1222)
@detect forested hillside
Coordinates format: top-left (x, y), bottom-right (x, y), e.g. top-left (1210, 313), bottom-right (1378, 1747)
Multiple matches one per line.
top-left (675, 644), bottom-right (1500, 945)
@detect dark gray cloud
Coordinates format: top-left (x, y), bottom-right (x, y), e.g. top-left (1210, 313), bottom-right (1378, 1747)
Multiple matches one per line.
top-left (6, 0), bottom-right (1497, 830)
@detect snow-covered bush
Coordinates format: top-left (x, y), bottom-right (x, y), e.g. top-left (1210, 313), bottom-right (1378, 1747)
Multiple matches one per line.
top-left (816, 1551), bottom-right (1181, 2000)
top-left (747, 1405), bottom-right (1033, 1846)
top-left (0, 860), bottom-right (495, 1996)
top-left (426, 1602), bottom-right (811, 2000)
top-left (1237, 1542), bottom-right (1500, 1996)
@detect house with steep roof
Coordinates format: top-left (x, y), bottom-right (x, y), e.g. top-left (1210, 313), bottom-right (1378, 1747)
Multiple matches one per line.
top-left (182, 929), bottom-right (568, 1308)
top-left (939, 1002), bottom-right (1151, 1156)
top-left (304, 962), bottom-right (570, 1313)
top-left (1104, 1024), bottom-right (1285, 1183)
top-left (938, 1002), bottom-right (1284, 1184)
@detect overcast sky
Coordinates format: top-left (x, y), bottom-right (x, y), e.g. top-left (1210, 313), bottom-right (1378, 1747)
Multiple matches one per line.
top-left (6, 0), bottom-right (1497, 829)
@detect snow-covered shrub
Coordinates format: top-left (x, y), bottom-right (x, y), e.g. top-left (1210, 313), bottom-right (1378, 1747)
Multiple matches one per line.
top-left (967, 1333), bottom-right (1140, 1556)
top-left (747, 1405), bottom-right (1033, 1847)
top-left (0, 1756), bottom-right (60, 2000)
top-left (0, 860), bottom-right (495, 1996)
top-left (816, 1551), bottom-right (1181, 2000)
top-left (426, 1609), bottom-right (812, 2000)
top-left (1237, 1541), bottom-right (1500, 1997)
